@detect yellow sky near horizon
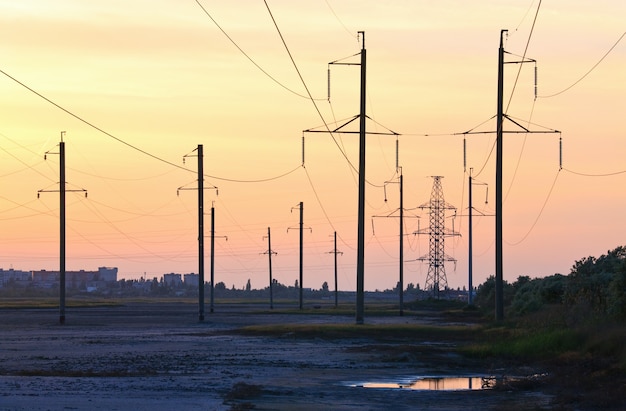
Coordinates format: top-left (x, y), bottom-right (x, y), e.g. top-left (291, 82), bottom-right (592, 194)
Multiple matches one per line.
top-left (0, 0), bottom-right (624, 292)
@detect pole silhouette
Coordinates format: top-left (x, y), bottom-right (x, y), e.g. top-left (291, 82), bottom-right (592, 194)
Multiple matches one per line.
top-left (356, 31), bottom-right (366, 324)
top-left (178, 144), bottom-right (218, 322)
top-left (263, 227), bottom-right (277, 309)
top-left (495, 30), bottom-right (505, 321)
top-left (38, 132), bottom-right (87, 324)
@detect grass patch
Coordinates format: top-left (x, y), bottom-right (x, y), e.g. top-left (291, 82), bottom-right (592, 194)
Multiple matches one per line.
top-left (232, 322), bottom-right (480, 342)
top-left (463, 328), bottom-right (583, 359)
top-left (0, 298), bottom-right (124, 309)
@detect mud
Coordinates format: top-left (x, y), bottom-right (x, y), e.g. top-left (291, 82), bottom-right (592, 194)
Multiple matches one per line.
top-left (0, 303), bottom-right (553, 410)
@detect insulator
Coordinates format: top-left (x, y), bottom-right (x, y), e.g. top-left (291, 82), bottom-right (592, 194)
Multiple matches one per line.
top-left (395, 138), bottom-right (399, 171)
top-left (559, 136), bottom-right (562, 170)
top-left (301, 135), bottom-right (305, 166)
top-left (463, 138), bottom-right (467, 173)
top-left (327, 67), bottom-right (331, 101)
top-left (534, 64), bottom-right (538, 100)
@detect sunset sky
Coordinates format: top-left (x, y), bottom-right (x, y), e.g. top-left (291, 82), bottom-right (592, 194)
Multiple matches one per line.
top-left (0, 0), bottom-right (624, 292)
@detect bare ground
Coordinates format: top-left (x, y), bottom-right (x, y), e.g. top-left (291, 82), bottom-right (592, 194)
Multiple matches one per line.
top-left (0, 302), bottom-right (586, 410)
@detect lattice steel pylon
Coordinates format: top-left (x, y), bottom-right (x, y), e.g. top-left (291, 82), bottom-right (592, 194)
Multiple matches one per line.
top-left (415, 176), bottom-right (460, 298)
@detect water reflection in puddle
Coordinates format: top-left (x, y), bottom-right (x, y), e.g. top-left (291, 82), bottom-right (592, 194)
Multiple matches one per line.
top-left (349, 376), bottom-right (496, 391)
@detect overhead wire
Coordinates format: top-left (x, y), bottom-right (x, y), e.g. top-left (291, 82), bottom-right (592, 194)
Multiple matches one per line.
top-left (0, 68), bottom-right (198, 175)
top-left (505, 169), bottom-right (560, 246)
top-left (538, 31), bottom-right (625, 98)
top-left (504, 0), bottom-right (541, 114)
top-left (324, 0), bottom-right (356, 39)
top-left (193, 0), bottom-right (324, 101)
top-left (0, 68), bottom-right (301, 185)
top-left (563, 168), bottom-right (626, 177)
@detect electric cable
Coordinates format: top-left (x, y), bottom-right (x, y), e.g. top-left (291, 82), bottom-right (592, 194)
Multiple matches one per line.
top-left (0, 67), bottom-right (301, 185)
top-left (0, 68), bottom-right (197, 173)
top-left (538, 31), bottom-right (625, 98)
top-left (505, 168), bottom-right (560, 246)
top-left (563, 167), bottom-right (626, 177)
top-left (324, 0), bottom-right (356, 39)
top-left (505, 0), bottom-right (541, 114)
top-left (193, 0), bottom-right (324, 101)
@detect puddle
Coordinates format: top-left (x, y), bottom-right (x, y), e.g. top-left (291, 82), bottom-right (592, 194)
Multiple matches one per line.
top-left (348, 375), bottom-right (496, 391)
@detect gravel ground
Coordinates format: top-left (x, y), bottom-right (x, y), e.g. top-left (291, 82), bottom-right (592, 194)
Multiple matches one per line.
top-left (0, 303), bottom-right (553, 410)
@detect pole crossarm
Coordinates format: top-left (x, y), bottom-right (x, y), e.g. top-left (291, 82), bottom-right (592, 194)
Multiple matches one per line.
top-left (303, 114), bottom-right (399, 136)
top-left (458, 114), bottom-right (560, 136)
top-left (38, 187), bottom-right (87, 197)
top-left (176, 182), bottom-right (218, 194)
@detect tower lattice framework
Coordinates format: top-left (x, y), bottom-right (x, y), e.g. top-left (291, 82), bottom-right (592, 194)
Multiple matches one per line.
top-left (416, 176), bottom-right (459, 298)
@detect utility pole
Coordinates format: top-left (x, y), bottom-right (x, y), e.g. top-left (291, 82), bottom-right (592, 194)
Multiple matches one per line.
top-left (326, 231), bottom-right (343, 307)
top-left (288, 202), bottom-right (310, 310)
top-left (263, 227), bottom-right (277, 309)
top-left (208, 205), bottom-right (227, 314)
top-left (304, 31), bottom-right (398, 322)
top-left (356, 31), bottom-right (367, 324)
top-left (468, 171), bottom-right (474, 305)
top-left (178, 144), bottom-right (217, 322)
top-left (372, 167), bottom-right (418, 315)
top-left (495, 30), bottom-right (505, 322)
top-left (467, 169), bottom-right (490, 305)
top-left (198, 145), bottom-right (205, 321)
top-left (461, 31), bottom-right (559, 319)
top-left (37, 132), bottom-right (87, 324)
top-left (398, 172), bottom-right (404, 315)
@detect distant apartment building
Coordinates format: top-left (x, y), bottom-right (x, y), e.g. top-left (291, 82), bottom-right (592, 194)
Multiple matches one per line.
top-left (0, 268), bottom-right (32, 287)
top-left (163, 273), bottom-right (183, 287)
top-left (183, 273), bottom-right (199, 287)
top-left (31, 267), bottom-right (118, 289)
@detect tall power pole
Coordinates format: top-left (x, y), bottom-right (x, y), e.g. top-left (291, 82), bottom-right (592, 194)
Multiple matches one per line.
top-left (462, 31), bottom-right (559, 318)
top-left (288, 202), bottom-right (309, 310)
top-left (495, 30), bottom-right (505, 321)
top-left (415, 176), bottom-right (459, 298)
top-left (198, 145), bottom-right (205, 321)
top-left (355, 31), bottom-right (367, 324)
top-left (263, 227), bottom-right (277, 309)
top-left (178, 145), bottom-right (217, 322)
top-left (38, 132), bottom-right (87, 324)
top-left (372, 167), bottom-right (417, 315)
top-left (304, 31), bottom-right (397, 322)
top-left (326, 231), bottom-right (343, 307)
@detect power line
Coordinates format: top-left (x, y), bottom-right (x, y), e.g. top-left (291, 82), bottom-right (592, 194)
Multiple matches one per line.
top-left (505, 0), bottom-right (541, 114)
top-left (324, 0), bottom-right (356, 39)
top-left (0, 68), bottom-right (196, 173)
top-left (205, 164), bottom-right (302, 183)
top-left (505, 168), bottom-right (560, 246)
top-left (563, 167), bottom-right (626, 177)
top-left (193, 0), bottom-right (324, 101)
top-left (0, 67), bottom-right (302, 185)
top-left (538, 31), bottom-right (625, 98)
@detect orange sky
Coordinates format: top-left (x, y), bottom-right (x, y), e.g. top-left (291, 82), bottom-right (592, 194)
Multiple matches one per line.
top-left (0, 0), bottom-right (624, 292)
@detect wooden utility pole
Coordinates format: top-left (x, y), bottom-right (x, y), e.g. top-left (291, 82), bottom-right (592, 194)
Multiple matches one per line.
top-left (495, 30), bottom-right (505, 322)
top-left (263, 227), bottom-right (277, 309)
top-left (38, 132), bottom-right (87, 324)
top-left (178, 145), bottom-right (217, 321)
top-left (198, 145), bottom-right (205, 321)
top-left (356, 31), bottom-right (366, 324)
top-left (327, 231), bottom-right (343, 307)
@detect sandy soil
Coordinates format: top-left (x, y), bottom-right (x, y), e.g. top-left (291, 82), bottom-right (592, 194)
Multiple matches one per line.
top-left (0, 303), bottom-right (553, 410)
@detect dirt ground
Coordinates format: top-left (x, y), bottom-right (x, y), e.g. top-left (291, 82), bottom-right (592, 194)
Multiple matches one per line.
top-left (0, 302), bottom-right (561, 410)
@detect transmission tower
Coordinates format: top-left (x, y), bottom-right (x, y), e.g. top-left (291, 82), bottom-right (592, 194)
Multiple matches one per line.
top-left (415, 176), bottom-right (459, 298)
